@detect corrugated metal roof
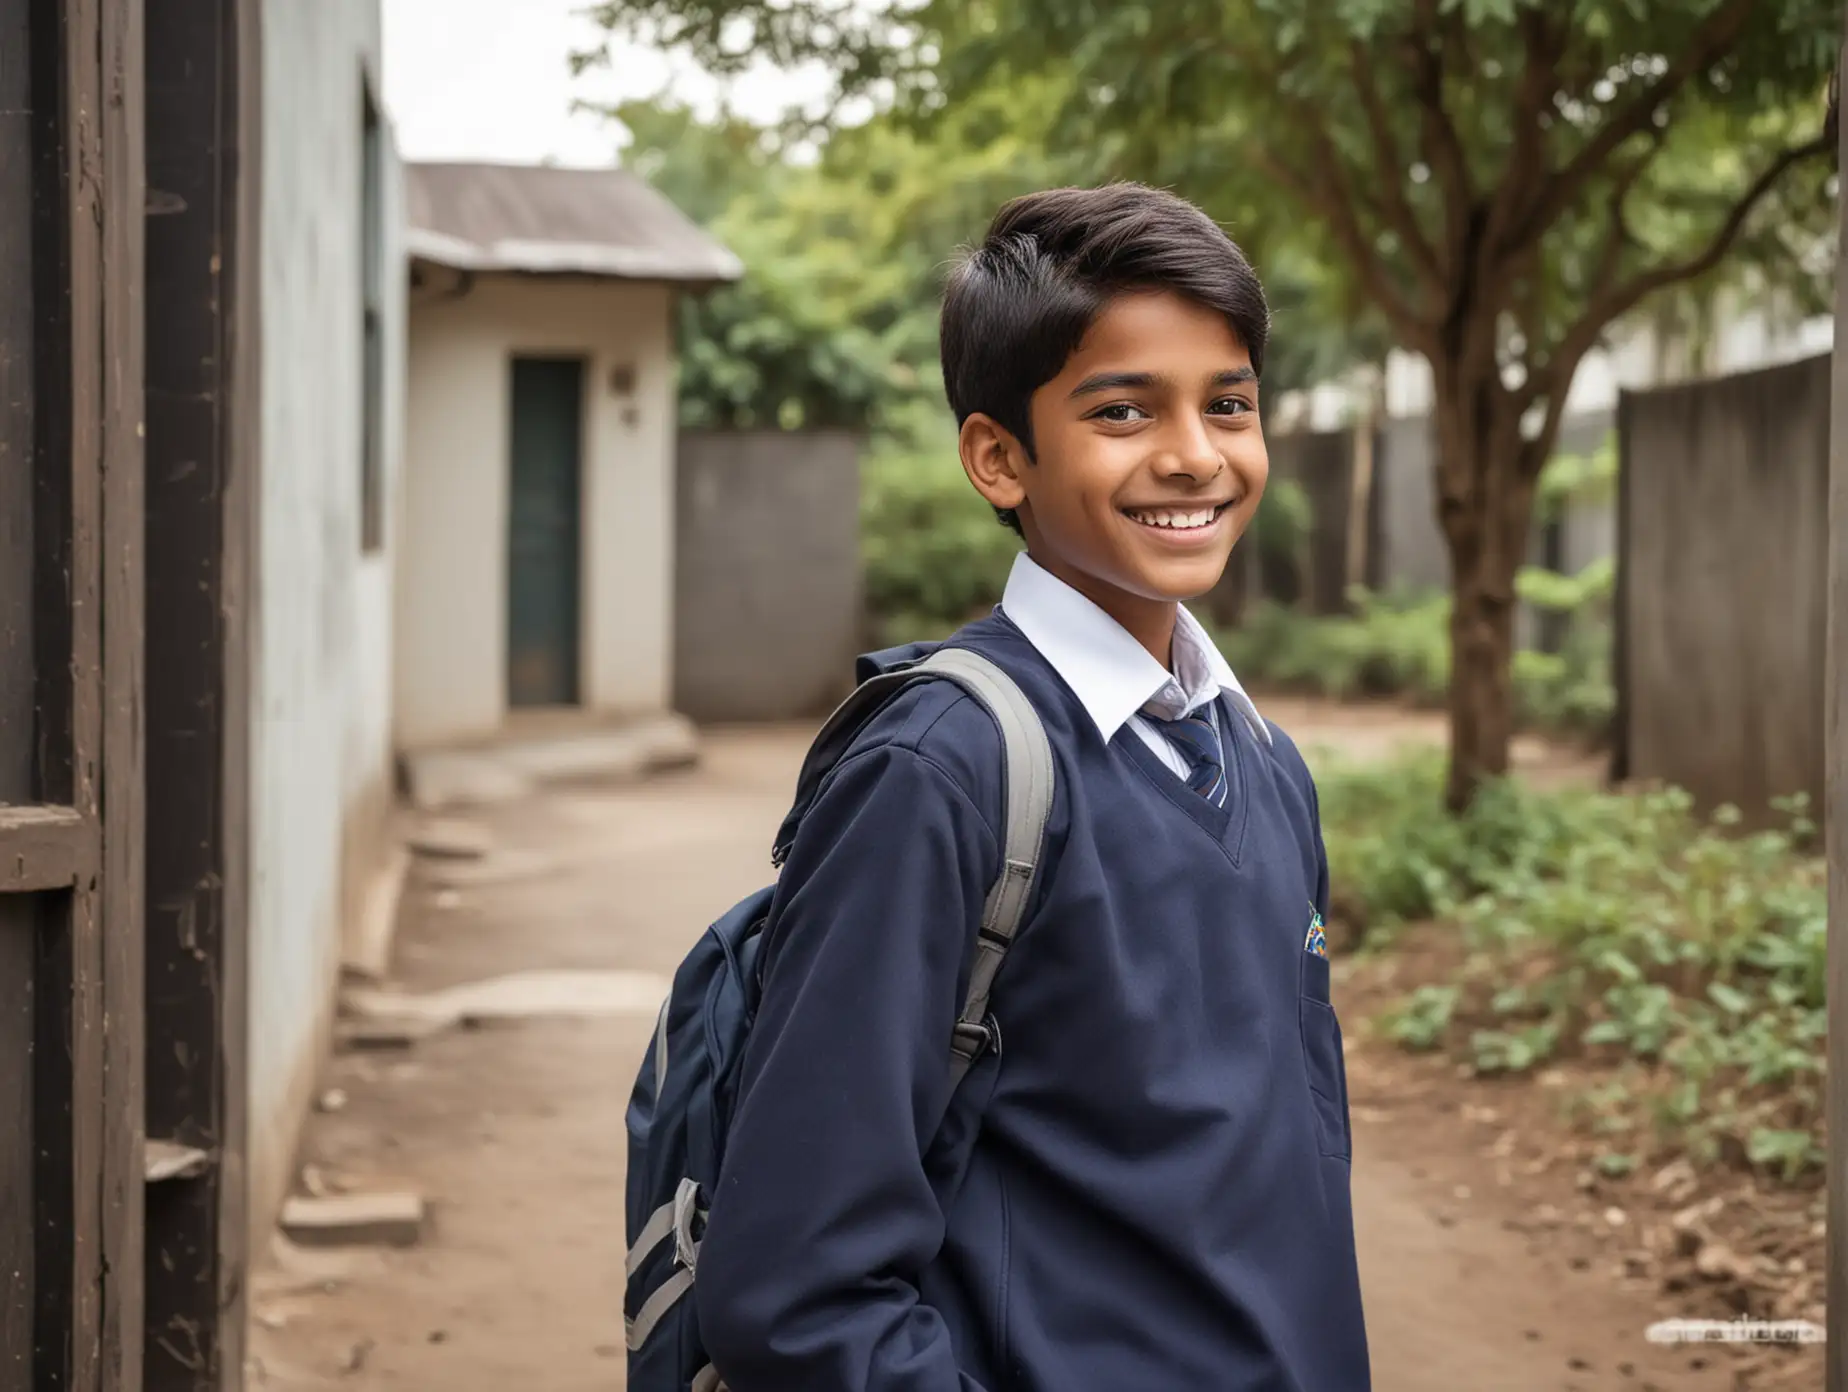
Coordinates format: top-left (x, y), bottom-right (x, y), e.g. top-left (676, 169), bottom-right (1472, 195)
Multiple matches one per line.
top-left (405, 161), bottom-right (744, 284)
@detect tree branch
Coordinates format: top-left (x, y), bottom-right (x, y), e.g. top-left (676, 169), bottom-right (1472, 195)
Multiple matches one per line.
top-left (1348, 41), bottom-right (1444, 297)
top-left (1538, 132), bottom-right (1831, 393)
top-left (1509, 0), bottom-right (1756, 248)
top-left (1250, 144), bottom-right (1431, 351)
top-left (1481, 8), bottom-right (1567, 262)
top-left (1408, 0), bottom-right (1474, 268)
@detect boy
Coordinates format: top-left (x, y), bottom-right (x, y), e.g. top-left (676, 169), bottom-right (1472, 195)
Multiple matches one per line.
top-left (695, 183), bottom-right (1370, 1390)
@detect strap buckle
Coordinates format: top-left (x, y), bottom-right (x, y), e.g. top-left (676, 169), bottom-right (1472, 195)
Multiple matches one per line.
top-left (950, 1014), bottom-right (1001, 1065)
top-left (672, 1177), bottom-right (706, 1271)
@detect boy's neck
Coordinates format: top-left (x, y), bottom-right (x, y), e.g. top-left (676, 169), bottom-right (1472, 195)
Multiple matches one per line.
top-left (1028, 549), bottom-right (1181, 670)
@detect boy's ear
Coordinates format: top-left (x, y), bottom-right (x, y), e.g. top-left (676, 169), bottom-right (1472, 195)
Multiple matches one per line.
top-left (958, 413), bottom-right (1030, 514)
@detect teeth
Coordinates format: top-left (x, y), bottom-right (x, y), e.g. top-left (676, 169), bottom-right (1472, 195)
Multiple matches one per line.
top-left (1129, 507), bottom-right (1218, 529)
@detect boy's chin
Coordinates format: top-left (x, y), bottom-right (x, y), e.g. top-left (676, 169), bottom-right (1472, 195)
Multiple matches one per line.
top-left (1125, 552), bottom-right (1236, 605)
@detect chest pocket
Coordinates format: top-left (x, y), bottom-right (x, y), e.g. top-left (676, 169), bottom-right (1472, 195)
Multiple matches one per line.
top-left (1298, 942), bottom-right (1351, 1161)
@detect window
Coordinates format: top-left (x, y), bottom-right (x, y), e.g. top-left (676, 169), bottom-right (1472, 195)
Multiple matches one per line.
top-left (359, 71), bottom-right (385, 552)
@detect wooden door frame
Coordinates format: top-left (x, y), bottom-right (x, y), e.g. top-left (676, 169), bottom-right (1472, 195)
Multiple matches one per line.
top-left (0, 0), bottom-right (146, 1386)
top-left (141, 0), bottom-right (258, 1384)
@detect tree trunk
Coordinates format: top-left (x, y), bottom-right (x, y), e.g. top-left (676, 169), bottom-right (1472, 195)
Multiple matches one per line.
top-left (1431, 367), bottom-right (1538, 813)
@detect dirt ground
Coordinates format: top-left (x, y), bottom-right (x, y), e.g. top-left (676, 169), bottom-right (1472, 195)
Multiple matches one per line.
top-left (246, 706), bottom-right (1815, 1391)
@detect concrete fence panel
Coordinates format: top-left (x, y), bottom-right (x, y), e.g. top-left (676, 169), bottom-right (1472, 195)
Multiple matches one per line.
top-left (1616, 353), bottom-right (1829, 819)
top-left (675, 429), bottom-right (863, 723)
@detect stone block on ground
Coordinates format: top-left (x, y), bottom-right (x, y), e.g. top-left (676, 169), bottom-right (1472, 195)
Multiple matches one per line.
top-left (420, 847), bottom-right (559, 890)
top-left (342, 846), bottom-right (411, 982)
top-left (399, 714), bottom-right (700, 811)
top-left (341, 968), bottom-right (671, 1028)
top-left (280, 1191), bottom-right (428, 1249)
top-left (335, 1013), bottom-right (451, 1052)
top-left (406, 819), bottom-right (492, 860)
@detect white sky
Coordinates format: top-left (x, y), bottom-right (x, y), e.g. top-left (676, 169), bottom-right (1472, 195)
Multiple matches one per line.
top-left (382, 0), bottom-right (830, 166)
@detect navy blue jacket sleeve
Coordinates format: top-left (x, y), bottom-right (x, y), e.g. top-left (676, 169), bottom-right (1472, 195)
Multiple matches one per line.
top-left (695, 718), bottom-right (999, 1392)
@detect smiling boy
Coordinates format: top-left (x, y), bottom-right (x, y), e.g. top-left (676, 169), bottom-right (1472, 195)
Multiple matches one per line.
top-left (695, 184), bottom-right (1371, 1390)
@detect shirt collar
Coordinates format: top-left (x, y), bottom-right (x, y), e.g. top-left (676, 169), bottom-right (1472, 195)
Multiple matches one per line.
top-left (999, 553), bottom-right (1270, 745)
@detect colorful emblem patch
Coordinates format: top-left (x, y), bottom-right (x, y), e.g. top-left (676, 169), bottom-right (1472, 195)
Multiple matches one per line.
top-left (1304, 907), bottom-right (1328, 960)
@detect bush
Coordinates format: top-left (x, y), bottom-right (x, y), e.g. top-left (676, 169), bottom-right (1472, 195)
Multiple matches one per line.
top-left (1218, 562), bottom-right (1613, 741)
top-left (1219, 588), bottom-right (1451, 704)
top-left (1514, 557), bottom-right (1615, 738)
top-left (1322, 754), bottom-right (1826, 1181)
top-left (861, 406), bottom-right (1021, 646)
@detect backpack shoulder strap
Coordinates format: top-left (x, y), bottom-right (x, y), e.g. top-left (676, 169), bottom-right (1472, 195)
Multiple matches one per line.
top-left (915, 650), bottom-right (1053, 1088)
top-left (769, 647), bottom-right (1054, 1088)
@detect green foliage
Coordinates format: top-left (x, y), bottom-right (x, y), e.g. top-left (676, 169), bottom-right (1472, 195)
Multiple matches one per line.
top-left (1319, 755), bottom-right (1827, 1181)
top-left (586, 0), bottom-right (1839, 807)
top-left (1220, 588), bottom-right (1453, 706)
top-left (1317, 753), bottom-right (1604, 927)
top-left (1381, 985), bottom-right (1459, 1052)
top-left (1515, 557), bottom-right (1617, 737)
top-left (587, 0), bottom-right (1839, 386)
top-left (1218, 558), bottom-right (1614, 739)
top-left (1248, 478), bottom-right (1314, 565)
top-left (611, 102), bottom-right (938, 431)
top-left (1535, 433), bottom-right (1618, 524)
top-left (860, 402), bottom-right (1022, 646)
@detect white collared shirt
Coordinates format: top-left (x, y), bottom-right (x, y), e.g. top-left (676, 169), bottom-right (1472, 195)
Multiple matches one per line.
top-left (998, 553), bottom-right (1271, 780)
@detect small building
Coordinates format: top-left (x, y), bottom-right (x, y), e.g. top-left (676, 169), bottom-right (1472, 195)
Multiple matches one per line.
top-left (395, 162), bottom-right (741, 764)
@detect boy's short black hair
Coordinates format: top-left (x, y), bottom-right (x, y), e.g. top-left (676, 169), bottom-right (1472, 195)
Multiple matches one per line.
top-left (941, 183), bottom-right (1270, 535)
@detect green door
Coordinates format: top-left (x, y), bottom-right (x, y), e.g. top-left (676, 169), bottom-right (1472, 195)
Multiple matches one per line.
top-left (507, 357), bottom-right (584, 707)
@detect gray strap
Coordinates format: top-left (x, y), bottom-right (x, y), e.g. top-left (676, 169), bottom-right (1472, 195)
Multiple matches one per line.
top-left (652, 992), bottom-right (671, 1098)
top-left (624, 1266), bottom-right (694, 1350)
top-left (774, 646), bottom-right (1054, 1089)
top-left (910, 650), bottom-right (1054, 1089)
top-left (691, 1366), bottom-right (725, 1392)
top-left (625, 1197), bottom-right (676, 1279)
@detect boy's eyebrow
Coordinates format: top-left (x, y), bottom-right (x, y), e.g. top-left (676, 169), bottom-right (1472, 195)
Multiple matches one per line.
top-left (1068, 366), bottom-right (1258, 399)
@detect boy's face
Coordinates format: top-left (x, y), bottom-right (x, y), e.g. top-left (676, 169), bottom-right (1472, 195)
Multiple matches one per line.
top-left (968, 290), bottom-right (1268, 629)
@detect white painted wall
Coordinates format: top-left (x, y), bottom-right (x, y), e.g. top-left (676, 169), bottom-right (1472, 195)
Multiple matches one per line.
top-left (396, 275), bottom-right (676, 749)
top-left (250, 0), bottom-right (405, 1234)
top-left (1380, 305), bottom-right (1835, 420)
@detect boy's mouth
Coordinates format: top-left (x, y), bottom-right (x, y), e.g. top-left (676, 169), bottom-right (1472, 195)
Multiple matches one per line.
top-left (1121, 501), bottom-right (1234, 534)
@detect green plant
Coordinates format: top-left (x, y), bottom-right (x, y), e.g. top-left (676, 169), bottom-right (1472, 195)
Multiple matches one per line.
top-left (860, 403), bottom-right (1021, 646)
top-left (1250, 477), bottom-right (1314, 566)
top-left (1535, 435), bottom-right (1618, 524)
top-left (1319, 753), bottom-right (1828, 1183)
top-left (1380, 985), bottom-right (1458, 1052)
top-left (1219, 563), bottom-right (1613, 741)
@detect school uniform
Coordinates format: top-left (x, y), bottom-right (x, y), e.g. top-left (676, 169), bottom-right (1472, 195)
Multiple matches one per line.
top-left (695, 552), bottom-right (1371, 1391)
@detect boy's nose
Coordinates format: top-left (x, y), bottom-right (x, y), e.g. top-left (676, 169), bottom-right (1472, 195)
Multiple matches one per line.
top-left (1151, 421), bottom-right (1225, 480)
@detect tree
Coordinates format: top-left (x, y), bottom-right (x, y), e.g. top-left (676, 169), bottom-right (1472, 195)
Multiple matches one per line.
top-left (582, 79), bottom-right (1081, 430)
top-left (586, 0), bottom-right (1840, 810)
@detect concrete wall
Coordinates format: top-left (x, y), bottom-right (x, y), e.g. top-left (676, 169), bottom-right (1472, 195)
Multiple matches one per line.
top-left (675, 430), bottom-right (863, 723)
top-left (1617, 353), bottom-right (1830, 821)
top-left (250, 0), bottom-right (405, 1234)
top-left (1371, 416), bottom-right (1449, 592)
top-left (397, 276), bottom-right (676, 749)
top-left (1381, 306), bottom-right (1834, 421)
top-left (1370, 408), bottom-right (1616, 622)
top-left (1279, 429), bottom-right (1360, 616)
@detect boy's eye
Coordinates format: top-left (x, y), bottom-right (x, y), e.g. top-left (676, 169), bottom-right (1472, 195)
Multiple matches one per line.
top-left (1209, 396), bottom-right (1254, 416)
top-left (1091, 402), bottom-right (1152, 424)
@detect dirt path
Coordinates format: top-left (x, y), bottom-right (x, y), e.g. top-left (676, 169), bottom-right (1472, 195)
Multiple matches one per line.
top-left (248, 716), bottom-right (1771, 1391)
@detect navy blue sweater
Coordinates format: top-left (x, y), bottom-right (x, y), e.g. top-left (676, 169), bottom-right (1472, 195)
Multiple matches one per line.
top-left (696, 613), bottom-right (1370, 1390)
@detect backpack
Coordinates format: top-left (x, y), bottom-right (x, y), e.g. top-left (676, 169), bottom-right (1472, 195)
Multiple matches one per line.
top-left (623, 646), bottom-right (1055, 1392)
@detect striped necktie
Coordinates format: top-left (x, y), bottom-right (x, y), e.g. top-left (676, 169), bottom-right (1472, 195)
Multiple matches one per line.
top-left (1144, 700), bottom-right (1228, 808)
